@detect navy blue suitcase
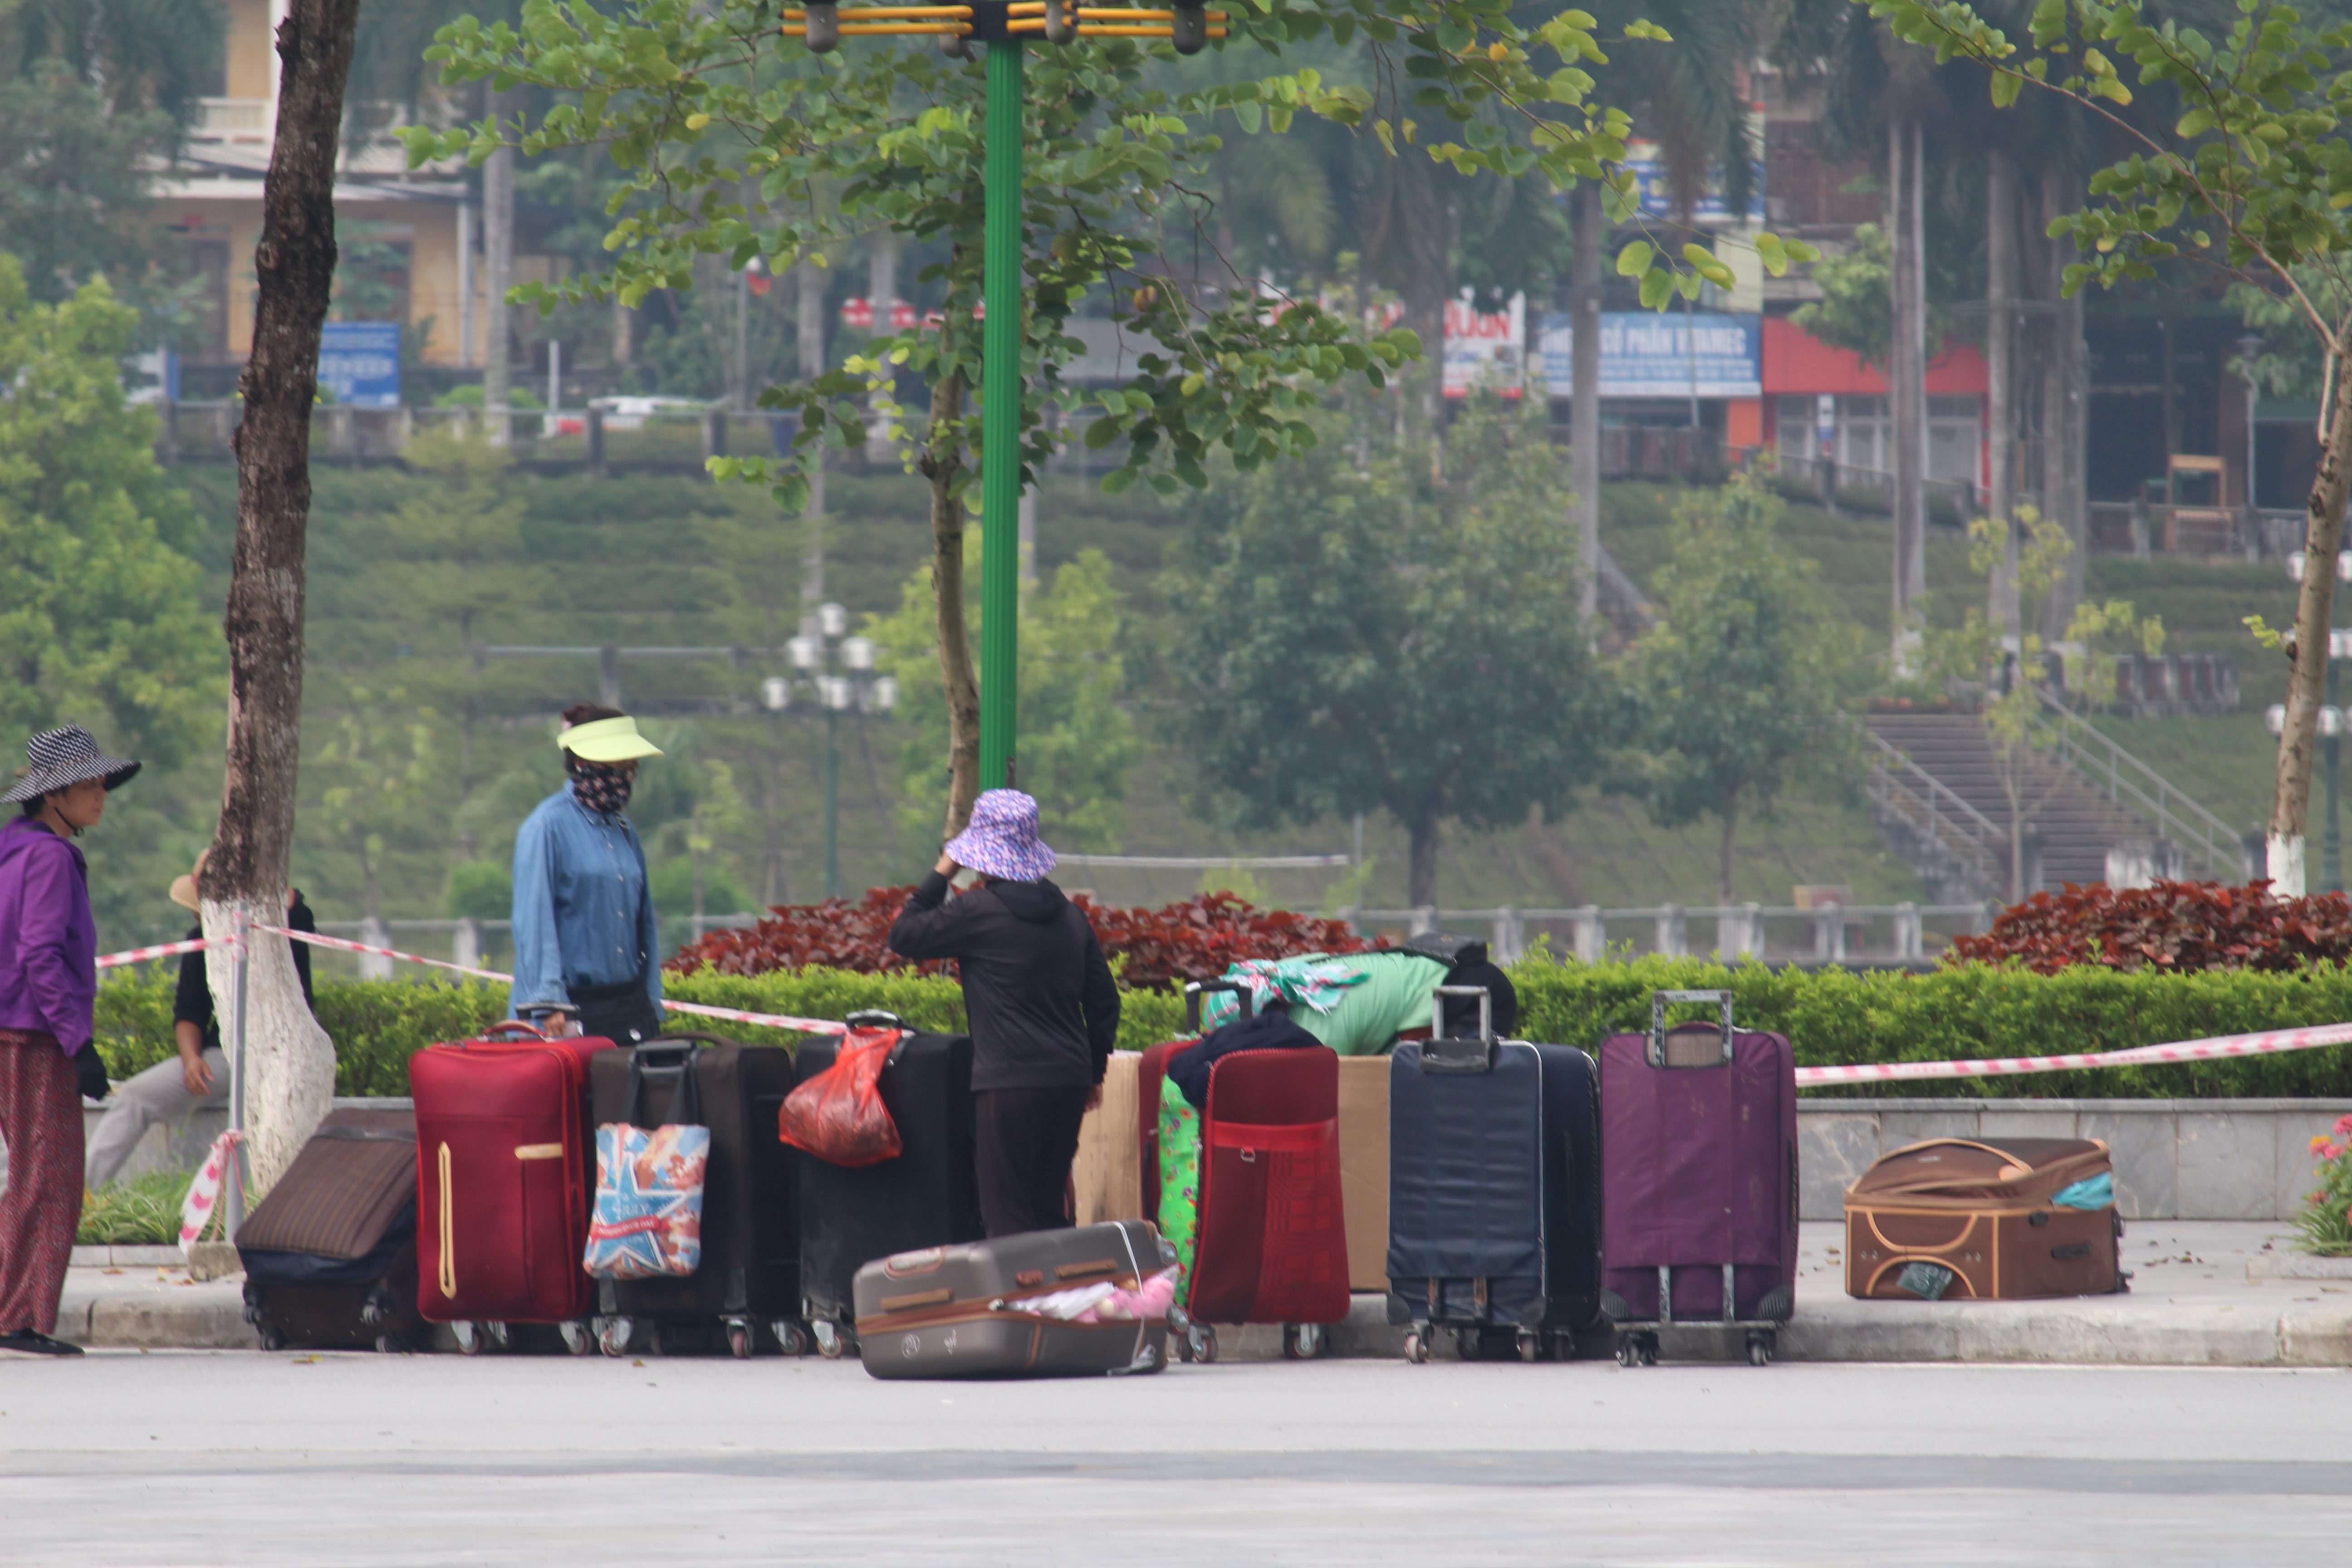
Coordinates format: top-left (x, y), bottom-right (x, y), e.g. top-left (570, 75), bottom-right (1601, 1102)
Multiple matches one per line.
top-left (1386, 989), bottom-right (1602, 1362)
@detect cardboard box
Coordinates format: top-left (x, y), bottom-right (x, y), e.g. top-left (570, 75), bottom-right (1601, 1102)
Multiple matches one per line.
top-left (1336, 1055), bottom-right (1390, 1294)
top-left (1070, 1051), bottom-right (1144, 1225)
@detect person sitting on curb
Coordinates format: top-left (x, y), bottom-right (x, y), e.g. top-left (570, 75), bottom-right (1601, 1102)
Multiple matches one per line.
top-left (0, 725), bottom-right (142, 1358)
top-left (888, 789), bottom-right (1120, 1238)
top-left (82, 854), bottom-right (317, 1192)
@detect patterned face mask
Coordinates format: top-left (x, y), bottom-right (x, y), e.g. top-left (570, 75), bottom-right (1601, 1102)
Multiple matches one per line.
top-left (572, 761), bottom-right (634, 815)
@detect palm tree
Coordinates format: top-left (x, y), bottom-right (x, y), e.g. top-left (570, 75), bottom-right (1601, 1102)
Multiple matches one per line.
top-left (1562, 0), bottom-right (1760, 631)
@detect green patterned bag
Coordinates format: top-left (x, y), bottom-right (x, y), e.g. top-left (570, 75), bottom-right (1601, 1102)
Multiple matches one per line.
top-left (1156, 1090), bottom-right (1205, 1284)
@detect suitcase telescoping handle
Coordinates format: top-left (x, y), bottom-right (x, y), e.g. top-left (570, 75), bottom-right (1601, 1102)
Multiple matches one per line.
top-left (842, 1009), bottom-right (915, 1067)
top-left (466, 1019), bottom-right (548, 1046)
top-left (1420, 985), bottom-right (1497, 1074)
top-left (1648, 989), bottom-right (1735, 1068)
top-left (1183, 979), bottom-right (1254, 1034)
top-left (624, 1046), bottom-right (705, 1129)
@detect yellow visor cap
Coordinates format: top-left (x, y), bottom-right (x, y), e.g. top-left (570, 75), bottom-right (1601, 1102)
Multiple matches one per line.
top-left (559, 715), bottom-right (664, 762)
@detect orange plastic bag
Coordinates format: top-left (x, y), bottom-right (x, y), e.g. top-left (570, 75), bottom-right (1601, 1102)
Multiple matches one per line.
top-left (778, 1026), bottom-right (904, 1167)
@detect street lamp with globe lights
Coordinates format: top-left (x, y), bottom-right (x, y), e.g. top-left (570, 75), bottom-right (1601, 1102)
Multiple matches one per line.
top-left (761, 602), bottom-right (898, 898)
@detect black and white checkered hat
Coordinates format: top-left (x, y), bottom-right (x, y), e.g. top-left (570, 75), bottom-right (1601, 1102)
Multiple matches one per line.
top-left (0, 726), bottom-right (142, 804)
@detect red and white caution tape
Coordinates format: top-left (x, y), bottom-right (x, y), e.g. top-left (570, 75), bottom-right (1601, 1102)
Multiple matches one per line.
top-left (257, 925), bottom-right (845, 1035)
top-left (178, 1128), bottom-right (243, 1257)
top-left (1793, 1019), bottom-right (2352, 1087)
top-left (659, 998), bottom-right (845, 1036)
top-left (95, 936), bottom-right (218, 970)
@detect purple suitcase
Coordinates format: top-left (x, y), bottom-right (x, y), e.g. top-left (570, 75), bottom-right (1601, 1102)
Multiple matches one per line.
top-left (1599, 990), bottom-right (1797, 1366)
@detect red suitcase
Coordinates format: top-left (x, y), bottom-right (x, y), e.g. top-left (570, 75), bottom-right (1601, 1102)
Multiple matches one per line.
top-left (1163, 1044), bottom-right (1351, 1362)
top-left (412, 1020), bottom-right (617, 1352)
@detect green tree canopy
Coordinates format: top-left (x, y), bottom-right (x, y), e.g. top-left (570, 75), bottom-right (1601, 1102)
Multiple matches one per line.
top-left (871, 541), bottom-right (1141, 858)
top-left (0, 255), bottom-right (219, 765)
top-left (1167, 395), bottom-right (1614, 906)
top-left (1621, 474), bottom-right (1866, 904)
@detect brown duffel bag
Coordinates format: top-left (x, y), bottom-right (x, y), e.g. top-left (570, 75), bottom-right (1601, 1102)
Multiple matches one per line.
top-left (1844, 1137), bottom-right (2124, 1301)
top-left (237, 1108), bottom-right (416, 1260)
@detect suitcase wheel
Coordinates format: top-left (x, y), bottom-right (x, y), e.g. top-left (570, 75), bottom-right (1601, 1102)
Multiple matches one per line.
top-left (1615, 1332), bottom-right (1658, 1368)
top-left (597, 1317), bottom-right (633, 1358)
top-left (559, 1321), bottom-right (593, 1357)
top-left (1281, 1323), bottom-right (1324, 1361)
top-left (485, 1320), bottom-right (511, 1352)
top-left (726, 1322), bottom-right (752, 1360)
top-left (1177, 1323), bottom-right (1217, 1364)
top-left (375, 1333), bottom-right (406, 1356)
top-left (1746, 1331), bottom-right (1775, 1367)
top-left (1402, 1326), bottom-right (1431, 1365)
top-left (257, 1326), bottom-right (287, 1353)
top-left (451, 1320), bottom-right (482, 1356)
top-left (811, 1319), bottom-right (846, 1359)
top-left (361, 1287), bottom-right (393, 1328)
top-left (1516, 1329), bottom-right (1541, 1364)
top-left (770, 1320), bottom-right (811, 1357)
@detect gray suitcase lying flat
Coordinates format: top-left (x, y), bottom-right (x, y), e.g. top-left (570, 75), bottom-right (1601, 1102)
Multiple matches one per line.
top-left (852, 1220), bottom-right (1173, 1380)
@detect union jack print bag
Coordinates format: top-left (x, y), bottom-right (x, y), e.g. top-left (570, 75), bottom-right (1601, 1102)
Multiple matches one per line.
top-left (585, 1051), bottom-right (710, 1279)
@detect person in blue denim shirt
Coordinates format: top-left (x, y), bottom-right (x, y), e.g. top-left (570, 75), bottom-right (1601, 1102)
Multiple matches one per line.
top-left (510, 703), bottom-right (665, 1044)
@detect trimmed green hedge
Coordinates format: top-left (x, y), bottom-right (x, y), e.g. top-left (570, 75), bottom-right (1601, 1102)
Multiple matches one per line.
top-left (1513, 956), bottom-right (2352, 1099)
top-left (93, 956), bottom-right (2352, 1101)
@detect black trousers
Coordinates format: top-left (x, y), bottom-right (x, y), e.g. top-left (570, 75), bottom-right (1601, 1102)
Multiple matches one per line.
top-left (974, 1085), bottom-right (1093, 1239)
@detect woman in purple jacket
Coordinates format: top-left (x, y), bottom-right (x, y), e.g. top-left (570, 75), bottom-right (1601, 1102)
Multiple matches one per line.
top-left (0, 726), bottom-right (140, 1357)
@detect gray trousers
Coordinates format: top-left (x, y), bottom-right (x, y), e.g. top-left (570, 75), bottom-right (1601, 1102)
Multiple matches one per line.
top-left (83, 1049), bottom-right (227, 1190)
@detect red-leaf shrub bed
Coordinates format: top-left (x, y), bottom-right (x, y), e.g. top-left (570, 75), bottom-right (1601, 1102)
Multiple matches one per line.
top-left (668, 886), bottom-right (1377, 989)
top-left (1949, 880), bottom-right (2352, 975)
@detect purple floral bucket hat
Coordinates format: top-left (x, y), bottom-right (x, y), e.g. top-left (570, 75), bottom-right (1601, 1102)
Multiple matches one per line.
top-left (945, 789), bottom-right (1057, 882)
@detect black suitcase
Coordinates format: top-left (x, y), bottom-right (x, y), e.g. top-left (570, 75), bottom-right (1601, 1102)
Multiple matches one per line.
top-left (243, 1233), bottom-right (429, 1353)
top-left (587, 1033), bottom-right (805, 1358)
top-left (1386, 988), bottom-right (1602, 1362)
top-left (853, 1220), bottom-right (1173, 1379)
top-left (795, 1009), bottom-right (985, 1358)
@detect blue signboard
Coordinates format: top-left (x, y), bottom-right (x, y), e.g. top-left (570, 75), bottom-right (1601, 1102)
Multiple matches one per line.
top-left (318, 321), bottom-right (402, 409)
top-left (1538, 311), bottom-right (1762, 400)
top-left (1622, 157), bottom-right (1767, 224)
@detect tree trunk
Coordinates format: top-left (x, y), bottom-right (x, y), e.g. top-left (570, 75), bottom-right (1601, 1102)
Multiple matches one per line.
top-left (799, 255), bottom-right (828, 614)
top-left (919, 369), bottom-right (982, 842)
top-left (1406, 808), bottom-right (1441, 910)
top-left (2270, 339), bottom-right (2352, 895)
top-left (867, 236), bottom-right (897, 450)
top-left (205, 0), bottom-right (359, 1195)
top-left (481, 86), bottom-right (519, 446)
top-left (1986, 148), bottom-right (2019, 644)
top-left (1571, 182), bottom-right (1603, 638)
top-left (1887, 117), bottom-right (1924, 668)
top-left (2040, 176), bottom-right (2087, 642)
top-left (1395, 154), bottom-right (1453, 430)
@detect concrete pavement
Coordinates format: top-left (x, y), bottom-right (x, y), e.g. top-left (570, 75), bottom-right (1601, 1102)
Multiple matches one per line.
top-left (6, 1351), bottom-right (2351, 1564)
top-left (57, 1220), bottom-right (2352, 1366)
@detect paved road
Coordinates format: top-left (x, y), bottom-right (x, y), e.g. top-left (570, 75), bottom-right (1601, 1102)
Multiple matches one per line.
top-left (5, 1349), bottom-right (2350, 1565)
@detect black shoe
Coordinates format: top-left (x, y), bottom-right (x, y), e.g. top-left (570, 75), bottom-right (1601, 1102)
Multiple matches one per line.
top-left (0, 1328), bottom-right (83, 1357)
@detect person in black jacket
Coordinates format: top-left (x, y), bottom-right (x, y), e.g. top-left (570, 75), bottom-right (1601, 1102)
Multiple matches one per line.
top-left (888, 789), bottom-right (1119, 1237)
top-left (83, 855), bottom-right (318, 1189)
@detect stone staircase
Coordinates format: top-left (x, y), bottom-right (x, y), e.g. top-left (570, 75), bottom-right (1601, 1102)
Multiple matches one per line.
top-left (1864, 710), bottom-right (2157, 902)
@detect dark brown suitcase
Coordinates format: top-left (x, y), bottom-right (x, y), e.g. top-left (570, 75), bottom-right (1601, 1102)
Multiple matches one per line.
top-left (235, 1108), bottom-right (416, 1259)
top-left (852, 1220), bottom-right (1174, 1380)
top-left (237, 1108), bottom-right (428, 1352)
top-left (1845, 1137), bottom-right (2125, 1301)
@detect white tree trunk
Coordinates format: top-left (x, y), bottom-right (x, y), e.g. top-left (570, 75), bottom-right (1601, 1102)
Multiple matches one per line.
top-left (200, 902), bottom-right (333, 1194)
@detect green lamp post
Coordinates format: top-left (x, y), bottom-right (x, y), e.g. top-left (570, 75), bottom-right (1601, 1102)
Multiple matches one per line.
top-left (785, 0), bottom-right (1218, 789)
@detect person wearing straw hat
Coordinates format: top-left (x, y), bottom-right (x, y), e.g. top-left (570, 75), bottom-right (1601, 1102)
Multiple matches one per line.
top-left (81, 854), bottom-right (318, 1191)
top-left (888, 789), bottom-right (1120, 1238)
top-left (510, 703), bottom-right (666, 1045)
top-left (0, 725), bottom-right (139, 1356)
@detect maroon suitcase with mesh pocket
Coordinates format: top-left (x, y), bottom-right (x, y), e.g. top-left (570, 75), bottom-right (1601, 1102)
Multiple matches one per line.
top-left (1599, 989), bottom-right (1798, 1366)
